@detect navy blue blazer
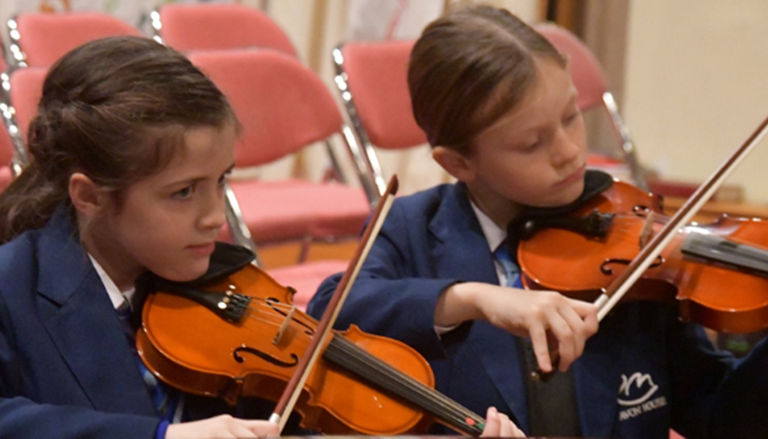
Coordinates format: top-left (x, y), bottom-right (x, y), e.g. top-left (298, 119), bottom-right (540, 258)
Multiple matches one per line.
top-left (0, 209), bottom-right (282, 438)
top-left (308, 182), bottom-right (768, 438)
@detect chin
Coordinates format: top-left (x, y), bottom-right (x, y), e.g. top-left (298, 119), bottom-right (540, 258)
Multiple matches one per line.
top-left (158, 262), bottom-right (210, 283)
top-left (559, 179), bottom-right (586, 204)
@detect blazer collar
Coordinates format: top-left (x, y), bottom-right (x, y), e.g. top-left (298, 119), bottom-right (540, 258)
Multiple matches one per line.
top-left (36, 208), bottom-right (156, 415)
top-left (428, 183), bottom-right (500, 283)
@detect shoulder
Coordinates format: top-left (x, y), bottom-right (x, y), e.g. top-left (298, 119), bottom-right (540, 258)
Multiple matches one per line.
top-left (391, 183), bottom-right (463, 218)
top-left (0, 229), bottom-right (42, 288)
top-left (0, 208), bottom-right (78, 291)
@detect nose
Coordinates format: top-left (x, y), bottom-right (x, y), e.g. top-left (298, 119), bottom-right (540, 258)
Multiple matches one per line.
top-left (551, 126), bottom-right (583, 169)
top-left (199, 184), bottom-right (228, 232)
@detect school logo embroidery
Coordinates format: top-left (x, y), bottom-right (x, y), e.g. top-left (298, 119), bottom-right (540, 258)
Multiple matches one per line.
top-left (617, 372), bottom-right (667, 421)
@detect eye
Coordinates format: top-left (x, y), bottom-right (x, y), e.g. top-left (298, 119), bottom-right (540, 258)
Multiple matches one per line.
top-left (522, 138), bottom-right (542, 152)
top-left (218, 170), bottom-right (232, 186)
top-left (563, 108), bottom-right (581, 125)
top-left (172, 185), bottom-right (195, 200)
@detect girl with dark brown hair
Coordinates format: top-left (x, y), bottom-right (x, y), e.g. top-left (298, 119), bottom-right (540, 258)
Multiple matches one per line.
top-left (309, 5), bottom-right (768, 438)
top-left (0, 36), bottom-right (281, 438)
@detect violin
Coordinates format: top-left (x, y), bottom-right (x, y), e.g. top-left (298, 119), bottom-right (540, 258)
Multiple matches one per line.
top-left (135, 261), bottom-right (484, 435)
top-left (517, 176), bottom-right (768, 334)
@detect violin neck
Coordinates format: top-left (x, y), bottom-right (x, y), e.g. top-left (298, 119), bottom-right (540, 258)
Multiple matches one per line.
top-left (681, 233), bottom-right (768, 275)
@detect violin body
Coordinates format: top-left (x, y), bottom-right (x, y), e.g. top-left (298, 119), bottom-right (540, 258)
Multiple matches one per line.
top-left (136, 264), bottom-right (434, 435)
top-left (518, 179), bottom-right (768, 333)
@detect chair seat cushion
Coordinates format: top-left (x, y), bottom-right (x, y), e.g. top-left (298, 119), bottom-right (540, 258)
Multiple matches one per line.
top-left (222, 179), bottom-right (370, 243)
top-left (268, 260), bottom-right (348, 312)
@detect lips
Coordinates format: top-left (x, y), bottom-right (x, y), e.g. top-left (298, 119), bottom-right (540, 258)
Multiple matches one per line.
top-left (187, 242), bottom-right (216, 256)
top-left (556, 163), bottom-right (587, 187)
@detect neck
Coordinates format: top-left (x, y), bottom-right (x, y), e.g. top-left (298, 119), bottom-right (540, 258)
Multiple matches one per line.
top-left (464, 181), bottom-right (522, 230)
top-left (77, 213), bottom-right (141, 291)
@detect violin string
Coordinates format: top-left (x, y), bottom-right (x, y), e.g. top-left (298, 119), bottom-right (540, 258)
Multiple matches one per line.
top-left (244, 302), bottom-right (317, 328)
top-left (327, 335), bottom-right (484, 433)
top-left (333, 336), bottom-right (485, 432)
top-left (327, 337), bottom-right (470, 427)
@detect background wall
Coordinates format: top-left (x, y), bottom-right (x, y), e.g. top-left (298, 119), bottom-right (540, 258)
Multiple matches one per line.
top-left (624, 0), bottom-right (768, 204)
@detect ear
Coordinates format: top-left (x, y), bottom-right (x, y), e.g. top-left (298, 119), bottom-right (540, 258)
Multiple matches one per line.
top-left (432, 146), bottom-right (477, 183)
top-left (69, 172), bottom-right (109, 218)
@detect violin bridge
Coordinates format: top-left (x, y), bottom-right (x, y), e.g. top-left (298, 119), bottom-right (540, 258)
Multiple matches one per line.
top-left (273, 306), bottom-right (296, 345)
top-left (639, 211), bottom-right (655, 249)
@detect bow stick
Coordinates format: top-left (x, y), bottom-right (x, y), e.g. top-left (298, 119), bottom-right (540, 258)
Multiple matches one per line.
top-left (269, 175), bottom-right (399, 431)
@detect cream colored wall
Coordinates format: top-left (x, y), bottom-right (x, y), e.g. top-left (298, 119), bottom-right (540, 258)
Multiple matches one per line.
top-left (625, 0), bottom-right (768, 204)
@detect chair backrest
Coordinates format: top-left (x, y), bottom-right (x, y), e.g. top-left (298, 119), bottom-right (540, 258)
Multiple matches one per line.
top-left (533, 23), bottom-right (608, 112)
top-left (154, 3), bottom-right (297, 57)
top-left (188, 49), bottom-right (342, 168)
top-left (7, 12), bottom-right (142, 68)
top-left (7, 67), bottom-right (46, 142)
top-left (335, 40), bottom-right (425, 150)
top-left (0, 50), bottom-right (14, 168)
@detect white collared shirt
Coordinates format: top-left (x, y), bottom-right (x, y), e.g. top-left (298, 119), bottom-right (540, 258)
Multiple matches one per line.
top-left (88, 254), bottom-right (135, 311)
top-left (469, 201), bottom-right (510, 286)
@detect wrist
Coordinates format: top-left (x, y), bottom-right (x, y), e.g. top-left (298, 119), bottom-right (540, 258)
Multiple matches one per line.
top-left (434, 282), bottom-right (485, 327)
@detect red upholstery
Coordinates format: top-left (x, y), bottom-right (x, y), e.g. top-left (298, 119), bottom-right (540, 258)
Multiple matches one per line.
top-left (340, 40), bottom-right (426, 150)
top-left (534, 23), bottom-right (608, 112)
top-left (218, 179), bottom-right (369, 243)
top-left (189, 49), bottom-right (370, 244)
top-left (0, 44), bottom-right (20, 190)
top-left (7, 67), bottom-right (46, 141)
top-left (157, 3), bottom-right (296, 57)
top-left (268, 260), bottom-right (348, 312)
top-left (190, 49), bottom-right (342, 167)
top-left (11, 12), bottom-right (142, 68)
top-left (0, 166), bottom-right (12, 193)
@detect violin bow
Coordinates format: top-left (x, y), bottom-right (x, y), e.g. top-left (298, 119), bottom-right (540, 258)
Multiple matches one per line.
top-left (269, 175), bottom-right (399, 432)
top-left (593, 115), bottom-right (768, 321)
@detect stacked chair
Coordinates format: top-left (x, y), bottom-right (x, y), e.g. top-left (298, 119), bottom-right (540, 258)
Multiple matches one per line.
top-left (0, 45), bottom-right (28, 192)
top-left (7, 12), bottom-right (142, 68)
top-left (1, 11), bottom-right (142, 196)
top-left (151, 2), bottom-right (297, 57)
top-left (331, 40), bottom-right (427, 204)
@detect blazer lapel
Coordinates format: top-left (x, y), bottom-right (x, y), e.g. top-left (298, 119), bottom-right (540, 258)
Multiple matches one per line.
top-left (427, 184), bottom-right (530, 429)
top-left (35, 210), bottom-right (156, 415)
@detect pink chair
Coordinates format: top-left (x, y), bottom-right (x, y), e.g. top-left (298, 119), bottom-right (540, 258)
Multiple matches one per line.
top-left (6, 12), bottom-right (142, 68)
top-left (534, 23), bottom-right (648, 190)
top-left (5, 66), bottom-right (46, 142)
top-left (0, 48), bottom-right (30, 192)
top-left (151, 3), bottom-right (297, 57)
top-left (187, 49), bottom-right (371, 252)
top-left (332, 40), bottom-right (426, 204)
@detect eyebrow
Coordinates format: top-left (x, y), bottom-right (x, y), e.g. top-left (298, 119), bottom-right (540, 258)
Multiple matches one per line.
top-left (164, 162), bottom-right (236, 188)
